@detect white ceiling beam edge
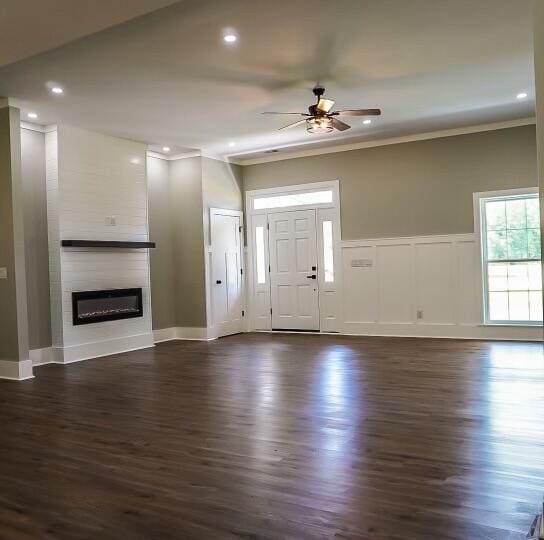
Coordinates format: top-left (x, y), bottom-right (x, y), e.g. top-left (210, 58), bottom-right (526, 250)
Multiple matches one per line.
top-left (20, 121), bottom-right (46, 133)
top-left (147, 149), bottom-right (239, 163)
top-left (147, 150), bottom-right (202, 161)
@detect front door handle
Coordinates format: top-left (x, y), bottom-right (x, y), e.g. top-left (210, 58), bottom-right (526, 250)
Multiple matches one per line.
top-left (306, 274), bottom-right (317, 279)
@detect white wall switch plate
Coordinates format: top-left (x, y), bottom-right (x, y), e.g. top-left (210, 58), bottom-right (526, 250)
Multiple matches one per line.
top-left (0, 267), bottom-right (7, 279)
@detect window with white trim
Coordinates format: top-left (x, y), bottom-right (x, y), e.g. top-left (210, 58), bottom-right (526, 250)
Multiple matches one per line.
top-left (322, 220), bottom-right (334, 282)
top-left (255, 226), bottom-right (266, 284)
top-left (479, 191), bottom-right (542, 325)
top-left (253, 189), bottom-right (333, 210)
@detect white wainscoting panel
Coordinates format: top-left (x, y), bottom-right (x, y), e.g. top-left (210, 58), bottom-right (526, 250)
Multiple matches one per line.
top-left (415, 241), bottom-right (454, 324)
top-left (342, 246), bottom-right (376, 323)
top-left (455, 239), bottom-right (482, 326)
top-left (377, 243), bottom-right (414, 324)
top-left (341, 234), bottom-right (542, 341)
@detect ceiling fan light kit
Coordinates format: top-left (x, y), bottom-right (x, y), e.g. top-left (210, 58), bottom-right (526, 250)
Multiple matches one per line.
top-left (307, 116), bottom-right (334, 134)
top-left (263, 85), bottom-right (381, 134)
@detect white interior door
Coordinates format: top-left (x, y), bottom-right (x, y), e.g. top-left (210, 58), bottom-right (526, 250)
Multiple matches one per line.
top-left (211, 211), bottom-right (243, 337)
top-left (268, 209), bottom-right (319, 330)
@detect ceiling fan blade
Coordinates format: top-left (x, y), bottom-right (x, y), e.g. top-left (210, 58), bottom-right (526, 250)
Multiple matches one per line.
top-left (317, 98), bottom-right (335, 113)
top-left (331, 118), bottom-right (351, 131)
top-left (333, 108), bottom-right (381, 116)
top-left (279, 119), bottom-right (308, 130)
top-left (262, 111), bottom-right (308, 115)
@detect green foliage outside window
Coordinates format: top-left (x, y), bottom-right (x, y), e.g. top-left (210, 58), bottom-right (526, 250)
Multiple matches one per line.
top-left (485, 197), bottom-right (541, 261)
top-left (482, 193), bottom-right (542, 323)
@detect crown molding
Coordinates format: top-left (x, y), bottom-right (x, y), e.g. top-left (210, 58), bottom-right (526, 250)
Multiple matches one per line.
top-left (235, 117), bottom-right (536, 166)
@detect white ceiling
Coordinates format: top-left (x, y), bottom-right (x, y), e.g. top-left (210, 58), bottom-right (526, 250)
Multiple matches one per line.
top-left (0, 0), bottom-right (180, 67)
top-left (0, 0), bottom-right (536, 159)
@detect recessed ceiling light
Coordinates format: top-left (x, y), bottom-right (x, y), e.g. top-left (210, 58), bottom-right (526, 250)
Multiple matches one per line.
top-left (162, 146), bottom-right (171, 152)
top-left (222, 27), bottom-right (238, 44)
top-left (27, 112), bottom-right (38, 119)
top-left (516, 92), bottom-right (528, 100)
top-left (51, 86), bottom-right (64, 94)
top-left (363, 119), bottom-right (372, 125)
top-left (228, 141), bottom-right (236, 147)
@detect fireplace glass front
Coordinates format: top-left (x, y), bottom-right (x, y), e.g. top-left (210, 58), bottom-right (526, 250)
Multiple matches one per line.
top-left (72, 288), bottom-right (143, 325)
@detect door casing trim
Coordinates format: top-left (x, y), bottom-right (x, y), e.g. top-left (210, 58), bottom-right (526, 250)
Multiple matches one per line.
top-left (209, 208), bottom-right (245, 338)
top-left (245, 180), bottom-right (342, 332)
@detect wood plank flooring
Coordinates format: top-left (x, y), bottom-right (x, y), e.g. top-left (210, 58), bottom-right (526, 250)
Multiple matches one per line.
top-left (0, 333), bottom-right (543, 539)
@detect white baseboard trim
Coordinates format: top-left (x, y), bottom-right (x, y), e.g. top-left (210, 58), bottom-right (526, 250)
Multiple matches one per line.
top-left (340, 322), bottom-right (543, 341)
top-left (153, 327), bottom-right (217, 342)
top-left (159, 322), bottom-right (542, 342)
top-left (30, 347), bottom-right (55, 366)
top-left (53, 332), bottom-right (155, 364)
top-left (0, 359), bottom-right (34, 380)
top-left (153, 327), bottom-right (178, 343)
top-left (256, 329), bottom-right (544, 343)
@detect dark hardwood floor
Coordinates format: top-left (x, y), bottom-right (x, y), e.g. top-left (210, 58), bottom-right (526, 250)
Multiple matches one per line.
top-left (1, 333), bottom-right (543, 539)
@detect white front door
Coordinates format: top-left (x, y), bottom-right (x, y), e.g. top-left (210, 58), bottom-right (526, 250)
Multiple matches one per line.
top-left (211, 211), bottom-right (243, 337)
top-left (268, 209), bottom-right (319, 330)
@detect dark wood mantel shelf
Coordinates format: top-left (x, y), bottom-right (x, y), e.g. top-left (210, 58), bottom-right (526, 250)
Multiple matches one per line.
top-left (61, 240), bottom-right (156, 248)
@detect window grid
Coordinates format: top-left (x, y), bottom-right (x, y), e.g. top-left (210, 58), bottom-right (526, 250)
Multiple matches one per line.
top-left (481, 193), bottom-right (542, 325)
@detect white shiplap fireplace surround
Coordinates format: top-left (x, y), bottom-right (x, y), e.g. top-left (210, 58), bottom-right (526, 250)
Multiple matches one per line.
top-left (45, 125), bottom-right (154, 364)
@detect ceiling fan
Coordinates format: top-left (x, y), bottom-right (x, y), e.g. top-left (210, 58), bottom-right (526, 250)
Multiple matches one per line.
top-left (262, 85), bottom-right (381, 133)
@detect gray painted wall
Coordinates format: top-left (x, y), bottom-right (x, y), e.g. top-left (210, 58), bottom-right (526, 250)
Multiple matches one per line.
top-left (169, 156), bottom-right (207, 328)
top-left (148, 156), bottom-right (243, 330)
top-left (242, 125), bottom-right (538, 239)
top-left (0, 107), bottom-right (20, 361)
top-left (202, 156), bottom-right (243, 245)
top-left (147, 155), bottom-right (176, 330)
top-left (21, 128), bottom-right (51, 350)
top-left (0, 106), bottom-right (29, 363)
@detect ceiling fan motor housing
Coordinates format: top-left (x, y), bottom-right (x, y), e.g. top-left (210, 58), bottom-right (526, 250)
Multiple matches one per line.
top-left (312, 85), bottom-right (326, 99)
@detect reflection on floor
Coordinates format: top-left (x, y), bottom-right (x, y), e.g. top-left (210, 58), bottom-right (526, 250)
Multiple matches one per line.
top-left (1, 333), bottom-right (543, 539)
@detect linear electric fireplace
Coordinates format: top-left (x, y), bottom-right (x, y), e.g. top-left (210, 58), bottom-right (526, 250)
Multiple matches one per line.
top-left (72, 288), bottom-right (143, 326)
